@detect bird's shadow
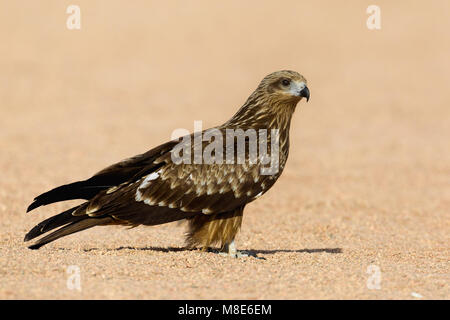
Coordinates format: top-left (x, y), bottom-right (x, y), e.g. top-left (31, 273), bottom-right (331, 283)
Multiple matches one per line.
top-left (82, 246), bottom-right (342, 259)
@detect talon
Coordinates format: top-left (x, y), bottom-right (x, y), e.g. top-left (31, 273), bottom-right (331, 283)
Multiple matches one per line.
top-left (216, 240), bottom-right (252, 258)
top-left (218, 251), bottom-right (247, 258)
top-left (236, 251), bottom-right (249, 258)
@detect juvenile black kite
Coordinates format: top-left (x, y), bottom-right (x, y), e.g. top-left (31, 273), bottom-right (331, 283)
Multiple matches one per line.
top-left (25, 70), bottom-right (310, 257)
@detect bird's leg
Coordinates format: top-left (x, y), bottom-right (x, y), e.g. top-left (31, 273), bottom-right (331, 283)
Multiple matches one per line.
top-left (219, 240), bottom-right (249, 258)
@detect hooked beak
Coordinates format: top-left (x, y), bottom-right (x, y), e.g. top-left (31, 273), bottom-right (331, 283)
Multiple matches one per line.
top-left (299, 86), bottom-right (310, 102)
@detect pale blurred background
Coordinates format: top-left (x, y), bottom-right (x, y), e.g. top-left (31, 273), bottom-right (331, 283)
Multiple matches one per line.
top-left (0, 1), bottom-right (448, 299)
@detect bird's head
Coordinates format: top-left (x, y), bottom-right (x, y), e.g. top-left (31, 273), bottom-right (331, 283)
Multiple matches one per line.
top-left (226, 70), bottom-right (309, 128)
top-left (258, 70), bottom-right (310, 104)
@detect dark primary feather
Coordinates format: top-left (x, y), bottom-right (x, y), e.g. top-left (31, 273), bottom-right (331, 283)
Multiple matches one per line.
top-left (28, 216), bottom-right (113, 250)
top-left (26, 182), bottom-right (106, 212)
top-left (24, 205), bottom-right (82, 241)
top-left (27, 141), bottom-right (177, 212)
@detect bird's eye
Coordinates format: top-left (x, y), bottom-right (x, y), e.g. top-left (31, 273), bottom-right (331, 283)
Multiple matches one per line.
top-left (281, 79), bottom-right (291, 86)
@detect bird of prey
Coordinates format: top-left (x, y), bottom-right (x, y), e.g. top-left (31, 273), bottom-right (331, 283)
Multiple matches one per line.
top-left (24, 70), bottom-right (310, 257)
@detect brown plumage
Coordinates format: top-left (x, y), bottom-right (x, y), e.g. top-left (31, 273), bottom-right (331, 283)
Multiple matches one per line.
top-left (24, 70), bottom-right (310, 257)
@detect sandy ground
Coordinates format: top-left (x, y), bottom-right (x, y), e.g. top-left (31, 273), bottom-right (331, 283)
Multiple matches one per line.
top-left (0, 1), bottom-right (449, 299)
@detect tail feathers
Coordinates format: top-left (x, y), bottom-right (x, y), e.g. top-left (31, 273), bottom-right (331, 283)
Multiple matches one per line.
top-left (27, 181), bottom-right (109, 212)
top-left (24, 205), bottom-right (83, 242)
top-left (27, 216), bottom-right (113, 250)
